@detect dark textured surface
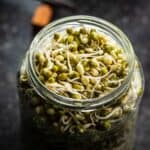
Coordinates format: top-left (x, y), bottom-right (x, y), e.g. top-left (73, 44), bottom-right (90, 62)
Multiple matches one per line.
top-left (0, 0), bottom-right (150, 149)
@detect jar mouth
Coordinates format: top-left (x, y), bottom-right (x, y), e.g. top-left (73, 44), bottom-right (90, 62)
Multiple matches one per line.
top-left (27, 15), bottom-right (135, 110)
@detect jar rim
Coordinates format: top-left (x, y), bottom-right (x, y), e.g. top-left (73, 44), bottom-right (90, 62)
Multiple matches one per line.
top-left (27, 15), bottom-right (135, 110)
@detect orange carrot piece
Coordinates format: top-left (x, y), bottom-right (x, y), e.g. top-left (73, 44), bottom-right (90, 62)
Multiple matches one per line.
top-left (31, 4), bottom-right (53, 27)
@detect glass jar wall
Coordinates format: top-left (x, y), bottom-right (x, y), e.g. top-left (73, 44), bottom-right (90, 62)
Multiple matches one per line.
top-left (17, 16), bottom-right (144, 150)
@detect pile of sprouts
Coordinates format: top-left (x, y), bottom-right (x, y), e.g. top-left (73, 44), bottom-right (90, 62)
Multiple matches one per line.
top-left (34, 27), bottom-right (128, 100)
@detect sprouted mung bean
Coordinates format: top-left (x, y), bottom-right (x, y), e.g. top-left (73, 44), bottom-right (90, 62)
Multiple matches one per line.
top-left (34, 27), bottom-right (129, 99)
top-left (18, 24), bottom-right (144, 150)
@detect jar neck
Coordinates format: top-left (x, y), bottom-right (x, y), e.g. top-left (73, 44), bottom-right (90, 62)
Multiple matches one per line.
top-left (26, 15), bottom-right (135, 111)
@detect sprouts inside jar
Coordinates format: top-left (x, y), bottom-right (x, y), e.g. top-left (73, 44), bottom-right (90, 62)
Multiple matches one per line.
top-left (34, 26), bottom-right (129, 100)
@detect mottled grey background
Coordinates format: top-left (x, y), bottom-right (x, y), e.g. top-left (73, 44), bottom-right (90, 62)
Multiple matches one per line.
top-left (0, 0), bottom-right (150, 149)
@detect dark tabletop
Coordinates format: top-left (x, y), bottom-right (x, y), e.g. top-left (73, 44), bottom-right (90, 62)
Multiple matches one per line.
top-left (0, 0), bottom-right (150, 149)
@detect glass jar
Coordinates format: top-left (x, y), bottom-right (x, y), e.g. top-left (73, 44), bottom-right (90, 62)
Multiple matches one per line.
top-left (17, 15), bottom-right (144, 150)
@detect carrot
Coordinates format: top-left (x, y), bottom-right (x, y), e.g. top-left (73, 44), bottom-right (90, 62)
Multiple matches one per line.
top-left (31, 4), bottom-right (53, 27)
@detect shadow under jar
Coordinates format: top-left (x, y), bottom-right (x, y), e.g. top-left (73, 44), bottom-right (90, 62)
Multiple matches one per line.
top-left (17, 15), bottom-right (144, 150)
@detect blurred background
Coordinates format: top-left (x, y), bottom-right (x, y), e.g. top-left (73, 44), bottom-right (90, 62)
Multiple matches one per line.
top-left (0, 0), bottom-right (150, 149)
